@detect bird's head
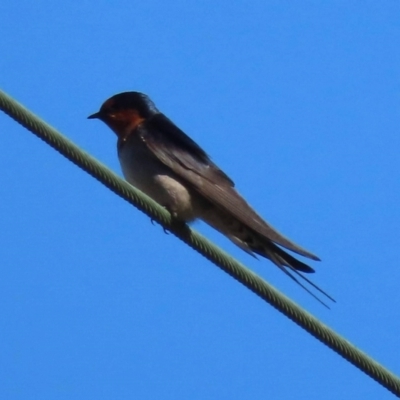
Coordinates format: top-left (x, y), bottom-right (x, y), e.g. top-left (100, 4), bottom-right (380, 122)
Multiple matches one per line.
top-left (88, 91), bottom-right (158, 137)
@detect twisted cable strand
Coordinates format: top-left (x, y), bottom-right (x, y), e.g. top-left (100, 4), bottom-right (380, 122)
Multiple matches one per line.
top-left (1, 89), bottom-right (399, 397)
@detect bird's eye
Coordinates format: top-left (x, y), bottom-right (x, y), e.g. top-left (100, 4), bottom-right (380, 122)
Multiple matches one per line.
top-left (106, 108), bottom-right (117, 118)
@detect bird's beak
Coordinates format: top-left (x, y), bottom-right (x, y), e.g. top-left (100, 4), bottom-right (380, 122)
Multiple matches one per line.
top-left (88, 111), bottom-right (101, 120)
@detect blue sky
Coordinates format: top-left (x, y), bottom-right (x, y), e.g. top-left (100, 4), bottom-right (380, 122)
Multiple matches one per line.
top-left (1, 2), bottom-right (399, 399)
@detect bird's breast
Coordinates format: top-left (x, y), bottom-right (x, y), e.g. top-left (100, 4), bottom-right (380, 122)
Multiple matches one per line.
top-left (118, 137), bottom-right (203, 221)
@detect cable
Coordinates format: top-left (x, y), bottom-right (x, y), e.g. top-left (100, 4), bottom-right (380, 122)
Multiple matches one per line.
top-left (1, 88), bottom-right (399, 397)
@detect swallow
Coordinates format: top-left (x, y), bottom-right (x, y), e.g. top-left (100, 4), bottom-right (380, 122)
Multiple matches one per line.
top-left (88, 92), bottom-right (334, 306)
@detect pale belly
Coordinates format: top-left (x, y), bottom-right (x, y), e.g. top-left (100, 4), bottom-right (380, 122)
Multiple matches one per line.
top-left (118, 139), bottom-right (202, 221)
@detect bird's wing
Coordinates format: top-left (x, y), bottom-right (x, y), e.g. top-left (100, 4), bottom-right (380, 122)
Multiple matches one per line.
top-left (138, 113), bottom-right (319, 261)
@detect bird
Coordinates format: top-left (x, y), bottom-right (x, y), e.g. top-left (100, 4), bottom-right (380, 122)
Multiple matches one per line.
top-left (88, 91), bottom-right (334, 306)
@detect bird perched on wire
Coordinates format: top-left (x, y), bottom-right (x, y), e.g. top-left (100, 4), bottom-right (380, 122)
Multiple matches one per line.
top-left (88, 91), bottom-right (334, 306)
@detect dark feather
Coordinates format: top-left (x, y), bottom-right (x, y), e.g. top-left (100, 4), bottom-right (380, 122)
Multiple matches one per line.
top-left (139, 113), bottom-right (319, 261)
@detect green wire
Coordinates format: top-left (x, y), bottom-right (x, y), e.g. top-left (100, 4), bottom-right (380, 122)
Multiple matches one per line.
top-left (1, 88), bottom-right (399, 397)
